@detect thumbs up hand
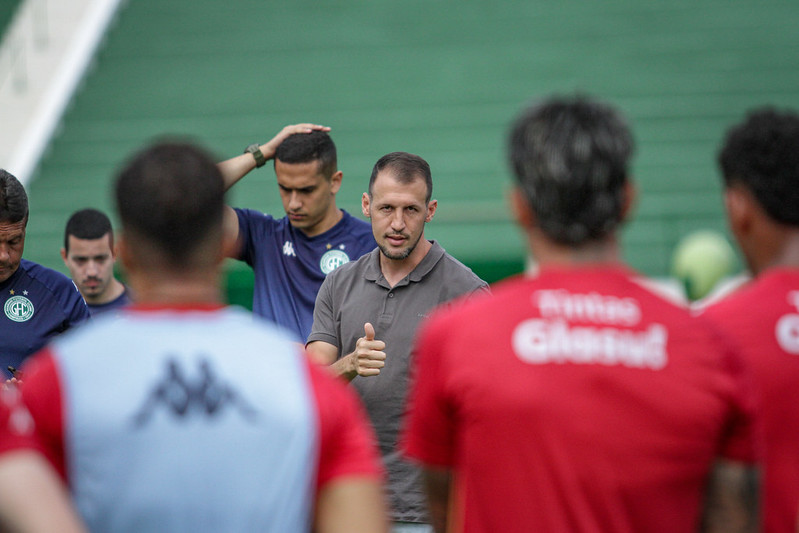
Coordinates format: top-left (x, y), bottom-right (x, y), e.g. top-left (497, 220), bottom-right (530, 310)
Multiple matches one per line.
top-left (351, 322), bottom-right (387, 377)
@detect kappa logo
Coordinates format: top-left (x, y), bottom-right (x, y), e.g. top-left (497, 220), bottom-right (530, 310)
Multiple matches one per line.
top-left (132, 357), bottom-right (258, 427)
top-left (320, 249), bottom-right (350, 275)
top-left (4, 296), bottom-right (34, 322)
top-left (283, 241), bottom-right (296, 257)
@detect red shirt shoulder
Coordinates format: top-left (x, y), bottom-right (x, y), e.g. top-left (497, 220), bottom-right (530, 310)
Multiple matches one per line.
top-left (304, 358), bottom-right (383, 491)
top-left (0, 349), bottom-right (66, 480)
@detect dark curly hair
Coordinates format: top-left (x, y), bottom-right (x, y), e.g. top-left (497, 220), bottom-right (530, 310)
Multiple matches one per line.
top-left (508, 96), bottom-right (634, 245)
top-left (718, 107), bottom-right (799, 227)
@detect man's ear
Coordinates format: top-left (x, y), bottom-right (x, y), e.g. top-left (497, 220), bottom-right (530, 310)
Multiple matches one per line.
top-left (329, 170), bottom-right (343, 194)
top-left (60, 248), bottom-right (68, 264)
top-left (362, 192), bottom-right (371, 218)
top-left (425, 199), bottom-right (437, 222)
top-left (620, 181), bottom-right (637, 223)
top-left (509, 186), bottom-right (536, 228)
top-left (724, 186), bottom-right (753, 238)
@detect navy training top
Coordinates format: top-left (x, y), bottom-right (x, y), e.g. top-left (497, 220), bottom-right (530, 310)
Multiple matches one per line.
top-left (236, 208), bottom-right (375, 342)
top-left (0, 259), bottom-right (90, 371)
top-left (88, 287), bottom-right (132, 317)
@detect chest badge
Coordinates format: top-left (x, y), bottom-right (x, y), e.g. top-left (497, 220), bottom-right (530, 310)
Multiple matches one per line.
top-left (320, 249), bottom-right (351, 275)
top-left (4, 296), bottom-right (34, 322)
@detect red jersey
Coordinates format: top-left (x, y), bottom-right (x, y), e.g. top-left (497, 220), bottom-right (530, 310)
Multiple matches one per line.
top-left (703, 267), bottom-right (799, 533)
top-left (0, 305), bottom-right (382, 532)
top-left (403, 266), bottom-right (759, 533)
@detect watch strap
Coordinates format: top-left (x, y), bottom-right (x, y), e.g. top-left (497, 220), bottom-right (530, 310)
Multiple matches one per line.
top-left (244, 143), bottom-right (266, 168)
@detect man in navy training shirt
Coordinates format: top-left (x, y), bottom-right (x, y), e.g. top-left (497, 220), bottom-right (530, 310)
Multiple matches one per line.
top-left (217, 124), bottom-right (376, 341)
top-left (0, 169), bottom-right (89, 372)
top-left (62, 208), bottom-right (131, 315)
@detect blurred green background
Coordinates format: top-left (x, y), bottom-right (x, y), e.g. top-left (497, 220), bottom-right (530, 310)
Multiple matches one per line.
top-left (6, 0), bottom-right (799, 307)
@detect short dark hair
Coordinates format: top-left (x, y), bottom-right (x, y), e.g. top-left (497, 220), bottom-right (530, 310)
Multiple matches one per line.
top-left (368, 152), bottom-right (433, 202)
top-left (508, 96), bottom-right (634, 245)
top-left (0, 169), bottom-right (29, 226)
top-left (114, 142), bottom-right (225, 266)
top-left (64, 208), bottom-right (113, 252)
top-left (718, 107), bottom-right (799, 227)
top-left (275, 130), bottom-right (337, 179)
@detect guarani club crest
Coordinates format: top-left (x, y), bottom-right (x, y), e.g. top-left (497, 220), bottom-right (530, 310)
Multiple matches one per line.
top-left (4, 290), bottom-right (34, 322)
top-left (319, 244), bottom-right (351, 275)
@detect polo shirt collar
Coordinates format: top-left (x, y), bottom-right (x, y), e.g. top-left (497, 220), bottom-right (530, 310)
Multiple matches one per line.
top-left (408, 240), bottom-right (444, 282)
top-left (364, 248), bottom-right (383, 282)
top-left (363, 240), bottom-right (445, 285)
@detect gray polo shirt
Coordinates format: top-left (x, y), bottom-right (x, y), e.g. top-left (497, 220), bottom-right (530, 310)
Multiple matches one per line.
top-left (308, 240), bottom-right (489, 523)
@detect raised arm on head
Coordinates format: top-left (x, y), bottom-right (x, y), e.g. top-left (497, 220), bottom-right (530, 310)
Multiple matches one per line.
top-left (216, 123), bottom-right (330, 259)
top-left (217, 124), bottom-right (330, 191)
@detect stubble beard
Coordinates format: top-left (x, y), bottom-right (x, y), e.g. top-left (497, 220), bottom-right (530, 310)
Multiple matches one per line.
top-left (378, 232), bottom-right (421, 261)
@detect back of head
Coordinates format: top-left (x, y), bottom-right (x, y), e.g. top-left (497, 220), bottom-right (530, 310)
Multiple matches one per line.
top-left (0, 169), bottom-right (29, 225)
top-left (64, 208), bottom-right (113, 251)
top-left (368, 151), bottom-right (433, 202)
top-left (508, 96), bottom-right (634, 245)
top-left (718, 107), bottom-right (799, 227)
top-left (275, 130), bottom-right (337, 179)
top-left (114, 142), bottom-right (225, 267)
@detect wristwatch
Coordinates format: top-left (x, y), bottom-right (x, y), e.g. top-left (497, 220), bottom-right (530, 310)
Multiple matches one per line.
top-left (244, 143), bottom-right (266, 168)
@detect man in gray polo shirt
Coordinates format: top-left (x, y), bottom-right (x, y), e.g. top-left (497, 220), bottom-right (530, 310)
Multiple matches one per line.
top-left (307, 151), bottom-right (489, 532)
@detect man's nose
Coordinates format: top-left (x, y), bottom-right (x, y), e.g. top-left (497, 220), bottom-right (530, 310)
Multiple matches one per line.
top-left (390, 210), bottom-right (405, 230)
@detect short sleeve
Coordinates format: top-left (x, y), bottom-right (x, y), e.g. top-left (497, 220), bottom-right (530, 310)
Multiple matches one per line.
top-left (306, 274), bottom-right (339, 348)
top-left (401, 311), bottom-right (457, 468)
top-left (717, 342), bottom-right (762, 464)
top-left (306, 360), bottom-right (383, 491)
top-left (699, 316), bottom-right (762, 464)
top-left (0, 349), bottom-right (67, 480)
top-left (64, 284), bottom-right (90, 329)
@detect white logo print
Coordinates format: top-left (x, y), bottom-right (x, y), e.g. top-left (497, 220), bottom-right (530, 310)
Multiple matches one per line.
top-left (320, 249), bottom-right (350, 275)
top-left (4, 296), bottom-right (34, 322)
top-left (511, 290), bottom-right (668, 369)
top-left (776, 291), bottom-right (799, 354)
top-left (283, 241), bottom-right (296, 257)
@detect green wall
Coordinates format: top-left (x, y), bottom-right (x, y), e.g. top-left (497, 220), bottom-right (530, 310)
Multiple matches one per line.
top-left (15, 0), bottom-right (799, 301)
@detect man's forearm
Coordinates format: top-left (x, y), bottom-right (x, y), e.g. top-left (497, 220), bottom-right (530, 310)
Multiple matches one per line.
top-left (330, 354), bottom-right (357, 382)
top-left (701, 460), bottom-right (760, 533)
top-left (217, 152), bottom-right (259, 192)
top-left (423, 468), bottom-right (452, 533)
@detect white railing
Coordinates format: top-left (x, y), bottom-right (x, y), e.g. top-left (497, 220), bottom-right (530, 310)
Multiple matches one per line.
top-left (0, 0), bottom-right (124, 185)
